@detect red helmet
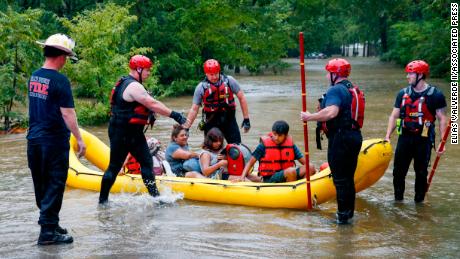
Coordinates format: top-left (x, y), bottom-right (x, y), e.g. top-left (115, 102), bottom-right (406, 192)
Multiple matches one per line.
top-left (129, 55), bottom-right (152, 70)
top-left (203, 59), bottom-right (221, 74)
top-left (405, 60), bottom-right (429, 77)
top-left (325, 58), bottom-right (351, 77)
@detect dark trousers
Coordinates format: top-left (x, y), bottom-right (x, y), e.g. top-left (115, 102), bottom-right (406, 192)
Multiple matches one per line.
top-left (99, 123), bottom-right (158, 203)
top-left (204, 110), bottom-right (241, 144)
top-left (27, 143), bottom-right (69, 227)
top-left (327, 129), bottom-right (362, 221)
top-left (393, 134), bottom-right (432, 202)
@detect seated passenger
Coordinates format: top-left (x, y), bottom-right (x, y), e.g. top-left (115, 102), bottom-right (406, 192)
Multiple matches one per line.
top-left (120, 137), bottom-right (164, 176)
top-left (237, 120), bottom-right (315, 183)
top-left (199, 127), bottom-right (229, 180)
top-left (225, 143), bottom-right (262, 182)
top-left (165, 124), bottom-right (202, 177)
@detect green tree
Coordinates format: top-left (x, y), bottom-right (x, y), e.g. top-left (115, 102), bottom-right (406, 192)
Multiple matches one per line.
top-left (0, 7), bottom-right (42, 131)
top-left (288, 0), bottom-right (343, 55)
top-left (61, 3), bottom-right (153, 102)
top-left (384, 0), bottom-right (450, 78)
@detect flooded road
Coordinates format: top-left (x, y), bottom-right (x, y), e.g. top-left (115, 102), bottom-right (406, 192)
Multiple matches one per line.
top-left (0, 57), bottom-right (458, 258)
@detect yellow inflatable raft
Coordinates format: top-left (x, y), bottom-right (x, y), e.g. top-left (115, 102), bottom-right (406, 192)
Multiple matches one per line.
top-left (68, 129), bottom-right (392, 210)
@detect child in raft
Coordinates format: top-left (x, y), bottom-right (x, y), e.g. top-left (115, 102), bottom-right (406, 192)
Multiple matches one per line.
top-left (120, 137), bottom-right (165, 176)
top-left (197, 127), bottom-right (229, 180)
top-left (234, 120), bottom-right (316, 183)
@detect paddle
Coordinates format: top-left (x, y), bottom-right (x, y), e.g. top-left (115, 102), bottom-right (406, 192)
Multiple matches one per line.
top-left (299, 32), bottom-right (312, 210)
top-left (426, 120), bottom-right (452, 193)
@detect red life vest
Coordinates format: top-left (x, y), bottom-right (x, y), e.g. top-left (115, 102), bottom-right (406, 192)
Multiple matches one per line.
top-left (349, 84), bottom-right (365, 129)
top-left (110, 76), bottom-right (153, 125)
top-left (399, 86), bottom-right (435, 134)
top-left (124, 154), bottom-right (141, 174)
top-left (258, 133), bottom-right (295, 177)
top-left (226, 144), bottom-right (251, 176)
top-left (320, 81), bottom-right (365, 132)
top-left (202, 75), bottom-right (236, 113)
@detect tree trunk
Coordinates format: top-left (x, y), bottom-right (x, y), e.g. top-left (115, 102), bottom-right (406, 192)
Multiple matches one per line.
top-left (379, 12), bottom-right (388, 53)
top-left (363, 41), bottom-right (366, 57)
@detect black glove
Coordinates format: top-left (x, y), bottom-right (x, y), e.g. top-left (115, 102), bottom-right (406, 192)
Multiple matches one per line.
top-left (170, 111), bottom-right (186, 125)
top-left (241, 118), bottom-right (251, 131)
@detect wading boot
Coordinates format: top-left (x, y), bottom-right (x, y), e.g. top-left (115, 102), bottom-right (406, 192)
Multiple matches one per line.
top-left (55, 225), bottom-right (68, 235)
top-left (145, 180), bottom-right (160, 197)
top-left (414, 193), bottom-right (425, 203)
top-left (37, 226), bottom-right (73, 245)
top-left (336, 212), bottom-right (350, 225)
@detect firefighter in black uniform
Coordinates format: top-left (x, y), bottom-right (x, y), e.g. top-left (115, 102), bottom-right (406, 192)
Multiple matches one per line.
top-left (385, 60), bottom-right (447, 203)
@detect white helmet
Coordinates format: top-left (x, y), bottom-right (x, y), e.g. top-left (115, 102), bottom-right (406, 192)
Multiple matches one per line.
top-left (37, 33), bottom-right (77, 60)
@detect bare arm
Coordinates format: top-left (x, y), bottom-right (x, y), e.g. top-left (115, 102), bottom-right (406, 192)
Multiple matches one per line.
top-left (171, 148), bottom-right (199, 160)
top-left (184, 104), bottom-right (200, 129)
top-left (240, 156), bottom-right (257, 179)
top-left (60, 107), bottom-right (86, 157)
top-left (300, 105), bottom-right (339, 122)
top-left (124, 82), bottom-right (172, 117)
top-left (236, 90), bottom-right (249, 119)
top-left (297, 157), bottom-right (306, 165)
top-left (200, 153), bottom-right (227, 177)
top-left (385, 108), bottom-right (400, 141)
top-left (435, 107), bottom-right (448, 154)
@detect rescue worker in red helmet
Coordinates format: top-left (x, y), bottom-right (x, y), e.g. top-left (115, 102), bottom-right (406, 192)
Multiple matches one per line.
top-left (385, 60), bottom-right (447, 203)
top-left (99, 55), bottom-right (187, 204)
top-left (183, 59), bottom-right (250, 144)
top-left (301, 58), bottom-right (363, 224)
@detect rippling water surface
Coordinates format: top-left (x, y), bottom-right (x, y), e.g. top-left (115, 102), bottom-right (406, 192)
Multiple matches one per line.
top-left (0, 57), bottom-right (458, 258)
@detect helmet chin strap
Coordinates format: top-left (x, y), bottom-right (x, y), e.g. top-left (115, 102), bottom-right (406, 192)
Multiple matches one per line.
top-left (137, 68), bottom-right (143, 84)
top-left (411, 73), bottom-right (423, 88)
top-left (330, 73), bottom-right (337, 85)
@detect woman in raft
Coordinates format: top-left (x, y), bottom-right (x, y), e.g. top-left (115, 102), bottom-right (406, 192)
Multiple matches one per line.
top-left (165, 124), bottom-right (202, 177)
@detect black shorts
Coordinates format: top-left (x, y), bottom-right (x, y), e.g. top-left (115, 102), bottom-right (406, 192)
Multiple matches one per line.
top-left (262, 168), bottom-right (301, 183)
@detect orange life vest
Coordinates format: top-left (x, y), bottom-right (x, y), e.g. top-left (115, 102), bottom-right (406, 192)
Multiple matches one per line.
top-left (258, 133), bottom-right (295, 177)
top-left (399, 86), bottom-right (435, 134)
top-left (202, 75), bottom-right (236, 113)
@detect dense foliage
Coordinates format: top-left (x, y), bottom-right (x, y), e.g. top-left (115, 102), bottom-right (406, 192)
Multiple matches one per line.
top-left (0, 0), bottom-right (450, 129)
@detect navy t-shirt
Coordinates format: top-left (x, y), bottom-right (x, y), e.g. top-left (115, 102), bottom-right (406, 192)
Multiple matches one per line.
top-left (393, 85), bottom-right (447, 118)
top-left (321, 82), bottom-right (352, 132)
top-left (27, 68), bottom-right (74, 147)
